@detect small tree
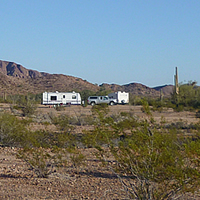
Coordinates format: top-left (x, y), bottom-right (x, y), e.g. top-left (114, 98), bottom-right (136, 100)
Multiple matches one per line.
top-left (17, 95), bottom-right (38, 117)
top-left (80, 89), bottom-right (96, 105)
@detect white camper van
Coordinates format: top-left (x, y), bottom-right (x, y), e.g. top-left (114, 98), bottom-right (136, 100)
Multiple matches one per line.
top-left (42, 91), bottom-right (81, 105)
top-left (108, 91), bottom-right (129, 104)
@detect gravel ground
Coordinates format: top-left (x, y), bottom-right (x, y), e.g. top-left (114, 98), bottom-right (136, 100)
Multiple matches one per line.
top-left (0, 147), bottom-right (129, 200)
top-left (1, 147), bottom-right (200, 200)
top-left (1, 105), bottom-right (200, 199)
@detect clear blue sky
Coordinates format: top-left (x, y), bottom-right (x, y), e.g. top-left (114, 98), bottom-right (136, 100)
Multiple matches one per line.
top-left (1, 0), bottom-right (200, 87)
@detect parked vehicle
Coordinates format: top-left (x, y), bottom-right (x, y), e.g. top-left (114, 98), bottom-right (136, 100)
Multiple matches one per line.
top-left (42, 91), bottom-right (81, 105)
top-left (108, 91), bottom-right (129, 104)
top-left (87, 96), bottom-right (117, 106)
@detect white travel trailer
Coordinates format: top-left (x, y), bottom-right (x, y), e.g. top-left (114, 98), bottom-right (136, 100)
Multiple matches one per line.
top-left (108, 91), bottom-right (129, 104)
top-left (42, 91), bottom-right (81, 105)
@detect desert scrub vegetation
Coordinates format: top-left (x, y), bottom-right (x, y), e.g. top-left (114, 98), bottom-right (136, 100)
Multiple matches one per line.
top-left (16, 127), bottom-right (85, 178)
top-left (169, 82), bottom-right (200, 112)
top-left (0, 112), bottom-right (29, 147)
top-left (18, 95), bottom-right (38, 117)
top-left (1, 93), bottom-right (42, 104)
top-left (8, 94), bottom-right (38, 117)
top-left (50, 110), bottom-right (94, 127)
top-left (83, 104), bottom-right (200, 199)
top-left (128, 81), bottom-right (200, 114)
top-left (1, 99), bottom-right (200, 198)
top-left (0, 112), bottom-right (85, 178)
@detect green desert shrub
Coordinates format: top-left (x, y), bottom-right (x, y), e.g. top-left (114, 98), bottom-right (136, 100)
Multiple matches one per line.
top-left (16, 95), bottom-right (38, 117)
top-left (69, 114), bottom-right (94, 126)
top-left (0, 112), bottom-right (28, 147)
top-left (17, 147), bottom-right (61, 178)
top-left (50, 114), bottom-right (74, 133)
top-left (17, 129), bottom-right (84, 178)
top-left (0, 111), bottom-right (84, 179)
top-left (111, 130), bottom-right (200, 199)
top-left (83, 105), bottom-right (200, 199)
top-left (141, 99), bottom-right (152, 116)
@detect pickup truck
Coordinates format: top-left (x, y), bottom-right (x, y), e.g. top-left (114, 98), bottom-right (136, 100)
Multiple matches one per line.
top-left (87, 96), bottom-right (117, 106)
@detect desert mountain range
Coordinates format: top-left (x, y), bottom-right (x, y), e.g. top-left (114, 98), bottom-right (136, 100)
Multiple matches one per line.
top-left (0, 60), bottom-right (174, 97)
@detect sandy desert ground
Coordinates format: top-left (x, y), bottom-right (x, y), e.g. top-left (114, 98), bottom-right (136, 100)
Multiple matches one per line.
top-left (0, 104), bottom-right (200, 199)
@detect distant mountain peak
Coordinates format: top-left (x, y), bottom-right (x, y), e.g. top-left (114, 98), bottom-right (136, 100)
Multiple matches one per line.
top-left (0, 60), bottom-right (44, 78)
top-left (0, 60), bottom-right (173, 97)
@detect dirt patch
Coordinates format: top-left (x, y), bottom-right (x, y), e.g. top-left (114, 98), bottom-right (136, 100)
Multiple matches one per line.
top-left (36, 104), bottom-right (200, 124)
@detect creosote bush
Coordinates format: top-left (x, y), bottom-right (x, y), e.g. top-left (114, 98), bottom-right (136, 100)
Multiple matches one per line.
top-left (141, 100), bottom-right (152, 116)
top-left (17, 147), bottom-right (62, 178)
top-left (0, 111), bottom-right (85, 178)
top-left (0, 112), bottom-right (28, 147)
top-left (83, 105), bottom-right (200, 199)
top-left (15, 95), bottom-right (38, 117)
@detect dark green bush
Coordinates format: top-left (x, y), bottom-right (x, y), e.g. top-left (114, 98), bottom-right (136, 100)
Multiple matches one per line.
top-left (17, 95), bottom-right (38, 117)
top-left (0, 112), bottom-right (28, 147)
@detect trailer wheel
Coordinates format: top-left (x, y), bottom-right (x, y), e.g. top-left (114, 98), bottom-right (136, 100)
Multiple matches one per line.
top-left (91, 102), bottom-right (95, 106)
top-left (121, 100), bottom-right (125, 105)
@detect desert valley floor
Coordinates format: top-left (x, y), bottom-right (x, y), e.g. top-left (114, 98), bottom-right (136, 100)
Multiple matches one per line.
top-left (0, 104), bottom-right (200, 199)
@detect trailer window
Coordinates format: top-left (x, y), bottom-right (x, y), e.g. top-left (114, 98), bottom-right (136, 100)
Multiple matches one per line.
top-left (63, 95), bottom-right (65, 98)
top-left (72, 95), bottom-right (76, 99)
top-left (51, 96), bottom-right (57, 101)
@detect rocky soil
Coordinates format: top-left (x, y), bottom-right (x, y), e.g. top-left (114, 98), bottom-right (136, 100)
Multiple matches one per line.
top-left (1, 104), bottom-right (200, 199)
top-left (1, 147), bottom-right (200, 200)
top-left (0, 147), bottom-right (130, 200)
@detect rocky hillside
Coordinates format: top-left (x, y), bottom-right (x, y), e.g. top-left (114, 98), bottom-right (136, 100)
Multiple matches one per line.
top-left (0, 60), bottom-right (99, 95)
top-left (0, 60), bottom-right (173, 97)
top-left (100, 83), bottom-right (174, 97)
top-left (153, 85), bottom-right (174, 96)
